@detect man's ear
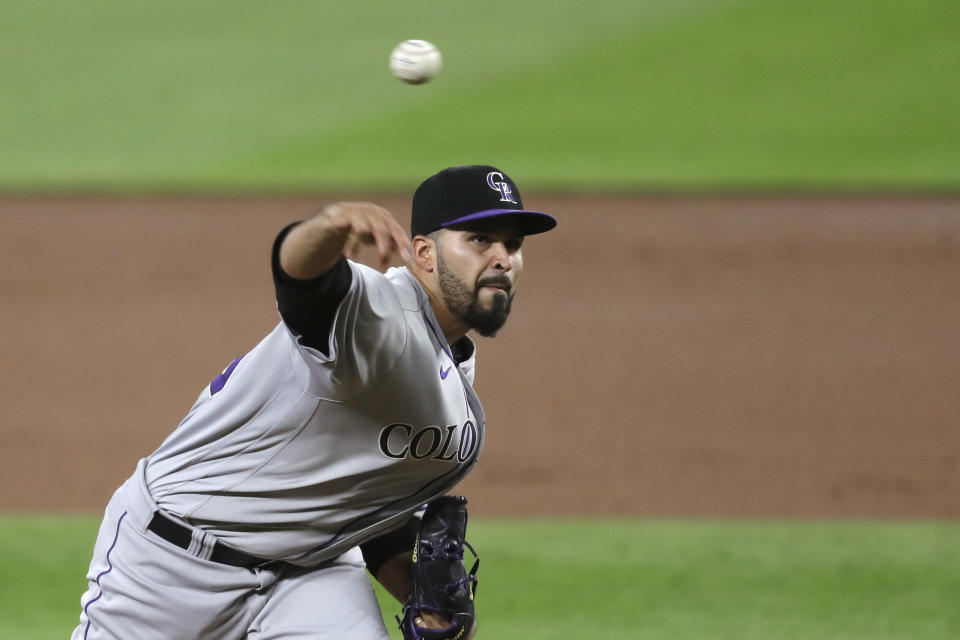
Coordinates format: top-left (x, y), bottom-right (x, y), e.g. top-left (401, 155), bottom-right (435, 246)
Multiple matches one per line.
top-left (412, 235), bottom-right (437, 273)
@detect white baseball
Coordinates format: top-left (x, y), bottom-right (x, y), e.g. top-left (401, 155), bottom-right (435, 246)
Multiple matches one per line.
top-left (389, 40), bottom-right (442, 85)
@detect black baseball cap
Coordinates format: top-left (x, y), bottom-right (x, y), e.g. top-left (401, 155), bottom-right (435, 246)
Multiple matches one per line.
top-left (410, 165), bottom-right (557, 237)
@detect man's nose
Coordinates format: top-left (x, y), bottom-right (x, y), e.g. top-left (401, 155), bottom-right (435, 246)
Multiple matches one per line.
top-left (489, 242), bottom-right (512, 271)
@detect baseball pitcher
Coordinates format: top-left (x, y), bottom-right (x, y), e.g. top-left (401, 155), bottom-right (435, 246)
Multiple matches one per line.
top-left (71, 165), bottom-right (556, 640)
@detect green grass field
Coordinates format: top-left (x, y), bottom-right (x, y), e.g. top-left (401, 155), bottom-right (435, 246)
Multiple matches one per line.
top-left (2, 516), bottom-right (958, 639)
top-left (3, 3), bottom-right (958, 638)
top-left (1, 0), bottom-right (958, 191)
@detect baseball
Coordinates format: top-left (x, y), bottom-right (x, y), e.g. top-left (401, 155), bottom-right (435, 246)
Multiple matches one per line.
top-left (389, 39), bottom-right (442, 85)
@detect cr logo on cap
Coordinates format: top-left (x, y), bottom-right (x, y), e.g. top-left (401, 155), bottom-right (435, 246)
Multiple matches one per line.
top-left (486, 171), bottom-right (517, 204)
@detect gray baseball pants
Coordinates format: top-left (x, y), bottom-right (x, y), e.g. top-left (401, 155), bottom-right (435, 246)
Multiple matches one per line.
top-left (71, 463), bottom-right (391, 639)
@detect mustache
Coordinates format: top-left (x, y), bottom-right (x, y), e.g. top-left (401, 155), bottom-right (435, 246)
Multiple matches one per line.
top-left (476, 275), bottom-right (513, 291)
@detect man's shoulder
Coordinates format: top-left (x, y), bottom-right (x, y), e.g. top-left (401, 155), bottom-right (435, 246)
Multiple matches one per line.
top-left (377, 265), bottom-right (427, 312)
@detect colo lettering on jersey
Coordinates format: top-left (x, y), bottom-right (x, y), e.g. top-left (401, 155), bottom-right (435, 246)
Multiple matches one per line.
top-left (379, 422), bottom-right (477, 462)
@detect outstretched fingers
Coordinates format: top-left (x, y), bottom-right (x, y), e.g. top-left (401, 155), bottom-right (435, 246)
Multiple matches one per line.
top-left (326, 202), bottom-right (412, 267)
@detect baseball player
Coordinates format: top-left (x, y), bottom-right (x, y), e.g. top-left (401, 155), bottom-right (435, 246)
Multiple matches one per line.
top-left (71, 165), bottom-right (556, 640)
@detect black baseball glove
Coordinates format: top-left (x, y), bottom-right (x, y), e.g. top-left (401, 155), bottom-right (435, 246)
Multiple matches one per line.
top-left (398, 495), bottom-right (479, 640)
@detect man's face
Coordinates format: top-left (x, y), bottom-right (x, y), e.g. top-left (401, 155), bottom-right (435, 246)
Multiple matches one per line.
top-left (434, 220), bottom-right (525, 337)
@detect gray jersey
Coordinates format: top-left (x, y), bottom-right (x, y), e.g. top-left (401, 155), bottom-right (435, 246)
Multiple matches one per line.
top-left (143, 262), bottom-right (484, 566)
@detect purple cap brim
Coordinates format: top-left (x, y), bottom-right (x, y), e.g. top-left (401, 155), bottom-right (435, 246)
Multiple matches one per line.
top-left (441, 209), bottom-right (557, 235)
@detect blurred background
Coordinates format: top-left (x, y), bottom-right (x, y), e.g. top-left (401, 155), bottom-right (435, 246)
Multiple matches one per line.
top-left (1, 1), bottom-right (958, 638)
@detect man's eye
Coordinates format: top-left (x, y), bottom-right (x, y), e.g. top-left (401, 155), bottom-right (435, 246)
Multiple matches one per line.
top-left (471, 235), bottom-right (489, 244)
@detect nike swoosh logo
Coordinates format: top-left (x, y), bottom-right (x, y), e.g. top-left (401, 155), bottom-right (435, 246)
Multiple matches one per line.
top-left (440, 365), bottom-right (452, 380)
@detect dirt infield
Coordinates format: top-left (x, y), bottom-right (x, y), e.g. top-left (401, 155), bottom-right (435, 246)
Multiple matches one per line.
top-left (2, 194), bottom-right (959, 518)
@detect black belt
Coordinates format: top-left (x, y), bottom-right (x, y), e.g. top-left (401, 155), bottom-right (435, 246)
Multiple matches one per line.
top-left (147, 512), bottom-right (284, 570)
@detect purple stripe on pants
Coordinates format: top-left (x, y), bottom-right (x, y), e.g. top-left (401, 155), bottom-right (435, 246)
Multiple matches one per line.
top-left (83, 511), bottom-right (127, 640)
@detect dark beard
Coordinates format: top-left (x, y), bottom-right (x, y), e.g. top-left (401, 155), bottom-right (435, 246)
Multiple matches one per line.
top-left (437, 254), bottom-right (514, 337)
